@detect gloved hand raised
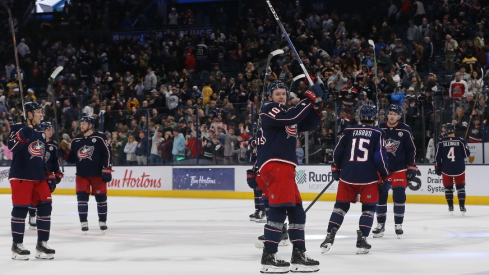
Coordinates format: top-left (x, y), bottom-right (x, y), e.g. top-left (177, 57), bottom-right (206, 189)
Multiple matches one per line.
top-left (246, 169), bottom-right (258, 189)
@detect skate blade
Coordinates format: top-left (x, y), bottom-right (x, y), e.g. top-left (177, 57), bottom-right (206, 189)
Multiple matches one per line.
top-left (356, 248), bottom-right (370, 255)
top-left (397, 235), bottom-right (402, 239)
top-left (320, 243), bottom-right (333, 254)
top-left (260, 264), bottom-right (290, 274)
top-left (290, 264), bottom-right (319, 273)
top-left (255, 219), bottom-right (267, 223)
top-left (29, 225), bottom-right (37, 230)
top-left (12, 253), bottom-right (29, 261)
top-left (35, 251), bottom-right (54, 260)
top-left (250, 218), bottom-right (256, 221)
top-left (255, 240), bottom-right (288, 248)
top-left (372, 233), bottom-right (384, 238)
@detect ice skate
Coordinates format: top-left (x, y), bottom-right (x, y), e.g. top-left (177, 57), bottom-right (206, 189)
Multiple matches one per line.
top-left (250, 209), bottom-right (260, 221)
top-left (260, 251), bottom-right (290, 274)
top-left (81, 221), bottom-right (89, 232)
top-left (29, 215), bottom-right (37, 230)
top-left (11, 243), bottom-right (30, 261)
top-left (255, 210), bottom-right (267, 223)
top-left (395, 224), bottom-right (403, 238)
top-left (290, 247), bottom-right (320, 273)
top-left (35, 241), bottom-right (55, 260)
top-left (356, 230), bottom-right (371, 254)
top-left (448, 205), bottom-right (454, 215)
top-left (320, 227), bottom-right (337, 253)
top-left (99, 221), bottom-right (108, 231)
top-left (255, 224), bottom-right (289, 248)
top-left (372, 222), bottom-right (385, 238)
top-left (460, 206), bottom-right (466, 216)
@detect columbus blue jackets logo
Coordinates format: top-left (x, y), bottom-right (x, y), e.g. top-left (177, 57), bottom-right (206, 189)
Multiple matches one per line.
top-left (44, 151), bottom-right (51, 162)
top-left (285, 124), bottom-right (298, 138)
top-left (385, 138), bottom-right (400, 156)
top-left (28, 140), bottom-right (45, 159)
top-left (78, 145), bottom-right (95, 160)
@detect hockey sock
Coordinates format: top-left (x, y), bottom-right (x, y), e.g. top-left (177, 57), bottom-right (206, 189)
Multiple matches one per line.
top-left (376, 183), bottom-right (390, 224)
top-left (77, 192), bottom-right (90, 222)
top-left (28, 206), bottom-right (36, 217)
top-left (36, 203), bottom-right (52, 242)
top-left (95, 194), bottom-right (108, 222)
top-left (287, 204), bottom-right (306, 251)
top-left (263, 197), bottom-right (270, 215)
top-left (327, 202), bottom-right (350, 233)
top-left (264, 207), bottom-right (287, 254)
top-left (456, 184), bottom-right (466, 208)
top-left (444, 186), bottom-right (454, 207)
top-left (359, 204), bottom-right (377, 237)
top-left (11, 207), bottom-right (28, 244)
top-left (254, 189), bottom-right (263, 210)
top-left (392, 187), bottom-right (406, 224)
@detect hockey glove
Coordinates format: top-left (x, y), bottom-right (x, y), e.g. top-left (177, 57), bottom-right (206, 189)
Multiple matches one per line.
top-left (306, 83), bottom-right (325, 100)
top-left (18, 127), bottom-right (34, 143)
top-left (379, 175), bottom-right (392, 192)
top-left (406, 164), bottom-right (418, 180)
top-left (434, 166), bottom-right (442, 176)
top-left (246, 169), bottom-right (258, 189)
top-left (101, 168), bottom-right (114, 183)
top-left (45, 173), bottom-right (57, 193)
top-left (55, 172), bottom-right (64, 184)
top-left (331, 165), bottom-right (340, 181)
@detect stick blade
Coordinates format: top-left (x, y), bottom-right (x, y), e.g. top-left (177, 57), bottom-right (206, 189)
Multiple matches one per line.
top-left (368, 40), bottom-right (375, 47)
top-left (50, 66), bottom-right (64, 79)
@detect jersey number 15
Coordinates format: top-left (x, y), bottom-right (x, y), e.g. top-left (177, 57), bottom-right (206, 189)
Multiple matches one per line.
top-left (349, 138), bottom-right (370, 162)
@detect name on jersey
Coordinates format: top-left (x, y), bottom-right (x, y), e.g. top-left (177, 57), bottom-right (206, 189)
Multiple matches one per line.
top-left (443, 141), bottom-right (460, 147)
top-left (353, 130), bottom-right (372, 137)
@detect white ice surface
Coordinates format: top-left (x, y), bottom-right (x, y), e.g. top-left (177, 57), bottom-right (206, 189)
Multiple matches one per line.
top-left (1, 194), bottom-right (488, 275)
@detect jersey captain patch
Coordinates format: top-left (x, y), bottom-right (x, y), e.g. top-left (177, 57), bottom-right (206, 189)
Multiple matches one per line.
top-left (385, 138), bottom-right (401, 156)
top-left (78, 145), bottom-right (95, 160)
top-left (28, 140), bottom-right (45, 159)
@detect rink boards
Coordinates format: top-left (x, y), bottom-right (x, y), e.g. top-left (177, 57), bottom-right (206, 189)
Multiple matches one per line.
top-left (0, 165), bottom-right (488, 205)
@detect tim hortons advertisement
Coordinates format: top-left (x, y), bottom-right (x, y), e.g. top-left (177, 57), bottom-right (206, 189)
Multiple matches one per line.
top-left (172, 168), bottom-right (235, 191)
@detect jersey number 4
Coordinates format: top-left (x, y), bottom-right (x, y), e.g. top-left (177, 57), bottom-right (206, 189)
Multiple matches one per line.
top-left (349, 138), bottom-right (370, 162)
top-left (447, 147), bottom-right (456, 162)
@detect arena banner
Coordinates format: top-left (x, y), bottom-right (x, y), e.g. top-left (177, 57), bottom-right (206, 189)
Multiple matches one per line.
top-left (465, 142), bottom-right (489, 164)
top-left (172, 168), bottom-right (235, 191)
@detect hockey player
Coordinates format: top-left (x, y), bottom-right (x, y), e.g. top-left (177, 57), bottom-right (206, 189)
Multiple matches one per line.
top-left (435, 123), bottom-right (470, 214)
top-left (66, 116), bottom-right (113, 232)
top-left (373, 104), bottom-right (417, 238)
top-left (320, 104), bottom-right (389, 254)
top-left (28, 122), bottom-right (63, 230)
top-left (246, 136), bottom-right (265, 222)
top-left (9, 102), bottom-right (57, 260)
top-left (256, 81), bottom-right (322, 273)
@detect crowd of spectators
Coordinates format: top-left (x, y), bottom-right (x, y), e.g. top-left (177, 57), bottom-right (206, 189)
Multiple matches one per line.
top-left (0, 0), bottom-right (489, 166)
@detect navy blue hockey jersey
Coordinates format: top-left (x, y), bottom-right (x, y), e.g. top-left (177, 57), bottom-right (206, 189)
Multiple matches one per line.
top-left (8, 123), bottom-right (48, 181)
top-left (380, 122), bottom-right (416, 172)
top-left (44, 139), bottom-right (61, 173)
top-left (333, 125), bottom-right (389, 185)
top-left (435, 136), bottom-right (470, 176)
top-left (255, 99), bottom-right (320, 171)
top-left (67, 131), bottom-right (112, 177)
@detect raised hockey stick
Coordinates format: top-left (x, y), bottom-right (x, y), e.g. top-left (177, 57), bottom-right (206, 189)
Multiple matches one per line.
top-left (289, 73), bottom-right (305, 92)
top-left (266, 0), bottom-right (313, 86)
top-left (0, 1), bottom-right (26, 118)
top-left (305, 178), bottom-right (335, 213)
top-left (368, 39), bottom-right (379, 111)
top-left (49, 66), bottom-right (64, 172)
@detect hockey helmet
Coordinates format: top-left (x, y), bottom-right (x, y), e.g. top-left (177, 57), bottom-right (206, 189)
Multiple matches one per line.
top-left (38, 121), bottom-right (53, 131)
top-left (360, 105), bottom-right (377, 122)
top-left (445, 123), bottom-right (455, 134)
top-left (387, 104), bottom-right (402, 116)
top-left (266, 80), bottom-right (287, 97)
top-left (79, 116), bottom-right (95, 125)
top-left (24, 102), bottom-right (42, 114)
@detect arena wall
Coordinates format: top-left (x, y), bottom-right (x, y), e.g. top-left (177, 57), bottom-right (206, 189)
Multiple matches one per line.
top-left (0, 165), bottom-right (488, 205)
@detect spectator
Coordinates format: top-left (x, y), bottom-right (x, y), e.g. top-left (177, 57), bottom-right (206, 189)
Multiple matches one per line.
top-left (143, 68), bottom-right (157, 93)
top-left (158, 131), bottom-right (173, 164)
top-left (150, 125), bottom-right (164, 164)
top-left (449, 72), bottom-right (468, 98)
top-left (116, 131), bottom-right (128, 166)
top-left (468, 71), bottom-right (484, 95)
top-left (124, 134), bottom-right (138, 165)
top-left (168, 8), bottom-right (178, 25)
top-left (444, 35), bottom-right (458, 70)
top-left (296, 140), bottom-right (304, 164)
top-left (172, 128), bottom-right (186, 162)
top-left (136, 130), bottom-right (148, 165)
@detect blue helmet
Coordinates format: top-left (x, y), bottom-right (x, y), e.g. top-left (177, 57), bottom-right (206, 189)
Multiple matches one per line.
top-left (445, 123), bottom-right (455, 134)
top-left (360, 105), bottom-right (377, 122)
top-left (387, 104), bottom-right (402, 115)
top-left (79, 116), bottom-right (95, 125)
top-left (24, 102), bottom-right (42, 114)
top-left (266, 80), bottom-right (287, 97)
top-left (38, 121), bottom-right (53, 131)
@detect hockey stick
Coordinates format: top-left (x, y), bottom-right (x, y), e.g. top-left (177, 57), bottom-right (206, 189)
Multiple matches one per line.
top-left (368, 39), bottom-right (379, 112)
top-left (49, 66), bottom-right (64, 172)
top-left (0, 1), bottom-right (26, 119)
top-left (289, 73), bottom-right (305, 93)
top-left (266, 0), bottom-right (313, 86)
top-left (305, 178), bottom-right (335, 213)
